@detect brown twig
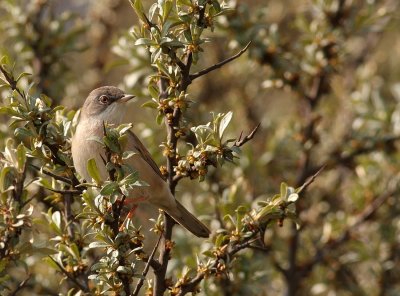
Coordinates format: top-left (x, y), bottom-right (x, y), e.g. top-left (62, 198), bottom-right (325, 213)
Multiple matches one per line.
top-left (233, 123), bottom-right (260, 147)
top-left (132, 232), bottom-right (163, 296)
top-left (48, 256), bottom-right (89, 292)
top-left (153, 7), bottom-right (254, 296)
top-left (297, 165), bottom-right (325, 194)
top-left (189, 42), bottom-right (251, 81)
top-left (154, 48), bottom-right (194, 296)
top-left (45, 188), bottom-right (81, 195)
top-left (29, 164), bottom-right (73, 185)
top-left (64, 192), bottom-right (75, 239)
top-left (177, 236), bottom-right (261, 296)
top-left (9, 275), bottom-right (31, 296)
top-left (329, 0), bottom-right (347, 26)
top-left (0, 64), bottom-right (26, 100)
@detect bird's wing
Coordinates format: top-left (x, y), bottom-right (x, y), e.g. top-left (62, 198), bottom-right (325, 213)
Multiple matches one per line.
top-left (127, 130), bottom-right (166, 180)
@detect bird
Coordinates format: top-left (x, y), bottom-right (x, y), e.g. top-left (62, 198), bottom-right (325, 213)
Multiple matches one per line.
top-left (71, 86), bottom-right (210, 238)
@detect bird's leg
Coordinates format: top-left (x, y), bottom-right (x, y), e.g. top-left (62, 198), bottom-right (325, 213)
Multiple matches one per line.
top-left (118, 196), bottom-right (148, 231)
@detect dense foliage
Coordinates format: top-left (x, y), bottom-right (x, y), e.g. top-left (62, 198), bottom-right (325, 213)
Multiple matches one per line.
top-left (0, 0), bottom-right (399, 295)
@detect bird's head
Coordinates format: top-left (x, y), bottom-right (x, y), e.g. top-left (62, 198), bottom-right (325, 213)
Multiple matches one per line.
top-left (81, 86), bottom-right (135, 125)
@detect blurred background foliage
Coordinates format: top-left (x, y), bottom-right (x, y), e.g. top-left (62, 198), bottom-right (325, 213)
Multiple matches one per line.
top-left (1, 0), bottom-right (400, 295)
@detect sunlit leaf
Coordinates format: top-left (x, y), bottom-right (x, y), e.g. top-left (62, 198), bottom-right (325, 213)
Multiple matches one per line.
top-left (219, 111), bottom-right (233, 139)
top-left (87, 158), bottom-right (103, 184)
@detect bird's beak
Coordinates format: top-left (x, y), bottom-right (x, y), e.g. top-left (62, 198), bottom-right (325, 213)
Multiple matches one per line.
top-left (118, 94), bottom-right (135, 103)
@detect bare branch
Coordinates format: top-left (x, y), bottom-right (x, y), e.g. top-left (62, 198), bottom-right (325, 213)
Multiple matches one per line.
top-left (177, 235), bottom-right (261, 296)
top-left (297, 165), bottom-right (326, 194)
top-left (64, 192), bottom-right (75, 239)
top-left (154, 76), bottom-right (178, 295)
top-left (9, 275), bottom-right (31, 296)
top-left (45, 188), bottom-right (81, 195)
top-left (172, 174), bottom-right (186, 183)
top-left (29, 164), bottom-right (73, 185)
top-left (48, 256), bottom-right (89, 292)
top-left (189, 42), bottom-right (251, 81)
top-left (154, 214), bottom-right (175, 295)
top-left (233, 123), bottom-right (260, 147)
top-left (0, 64), bottom-right (26, 100)
top-left (132, 232), bottom-right (163, 296)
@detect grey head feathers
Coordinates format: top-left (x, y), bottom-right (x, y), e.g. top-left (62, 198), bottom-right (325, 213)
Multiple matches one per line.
top-left (80, 86), bottom-right (136, 126)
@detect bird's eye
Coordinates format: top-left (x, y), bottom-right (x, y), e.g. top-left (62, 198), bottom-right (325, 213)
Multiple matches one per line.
top-left (99, 95), bottom-right (109, 104)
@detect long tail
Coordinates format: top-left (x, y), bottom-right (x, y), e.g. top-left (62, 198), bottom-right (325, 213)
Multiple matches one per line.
top-left (165, 200), bottom-right (210, 238)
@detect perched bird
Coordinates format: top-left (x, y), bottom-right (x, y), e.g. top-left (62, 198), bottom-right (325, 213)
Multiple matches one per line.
top-left (71, 86), bottom-right (210, 238)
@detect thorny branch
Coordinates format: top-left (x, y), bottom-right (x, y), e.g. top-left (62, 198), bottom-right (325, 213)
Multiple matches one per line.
top-left (176, 236), bottom-right (261, 296)
top-left (132, 232), bottom-right (163, 296)
top-left (46, 188), bottom-right (81, 195)
top-left (189, 42), bottom-right (251, 81)
top-left (150, 9), bottom-right (253, 296)
top-left (233, 123), bottom-right (260, 147)
top-left (176, 168), bottom-right (322, 295)
top-left (9, 275), bottom-right (31, 296)
top-left (29, 164), bottom-right (73, 185)
top-left (0, 64), bottom-right (26, 100)
top-left (48, 256), bottom-right (89, 292)
top-left (64, 192), bottom-right (75, 239)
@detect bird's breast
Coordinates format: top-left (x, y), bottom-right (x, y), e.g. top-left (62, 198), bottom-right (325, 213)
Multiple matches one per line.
top-left (72, 119), bottom-right (172, 207)
top-left (72, 120), bottom-right (107, 181)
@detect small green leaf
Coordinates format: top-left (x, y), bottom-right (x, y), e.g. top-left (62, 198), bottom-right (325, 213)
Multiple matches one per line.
top-left (70, 243), bottom-right (81, 259)
top-left (116, 266), bottom-right (131, 274)
top-left (0, 166), bottom-right (13, 191)
top-left (16, 72), bottom-right (32, 82)
top-left (88, 241), bottom-right (111, 249)
top-left (212, 0), bottom-right (222, 13)
top-left (5, 138), bottom-right (17, 166)
top-left (122, 151), bottom-right (137, 160)
top-left (148, 85), bottom-right (159, 99)
top-left (87, 158), bottom-right (103, 184)
top-left (34, 247), bottom-right (58, 256)
top-left (14, 127), bottom-right (34, 139)
top-left (202, 250), bottom-right (214, 258)
top-left (130, 0), bottom-right (146, 22)
top-left (280, 182), bottom-right (288, 200)
top-left (215, 233), bottom-right (226, 247)
top-left (255, 205), bottom-right (282, 223)
top-left (86, 136), bottom-right (103, 145)
top-left (223, 214), bottom-right (235, 226)
top-left (16, 143), bottom-right (26, 173)
top-left (149, 3), bottom-right (158, 20)
top-left (160, 38), bottom-right (184, 48)
top-left (288, 193), bottom-right (299, 203)
top-left (183, 29), bottom-right (192, 42)
top-left (156, 112), bottom-right (164, 125)
top-left (118, 123), bottom-right (133, 135)
top-left (141, 100), bottom-right (159, 109)
top-left (100, 182), bottom-right (119, 196)
top-left (43, 257), bottom-right (61, 271)
top-left (103, 136), bottom-right (121, 153)
top-left (135, 38), bottom-right (155, 46)
top-left (235, 205), bottom-right (248, 230)
top-left (162, 0), bottom-right (173, 22)
top-left (52, 211), bottom-right (62, 231)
